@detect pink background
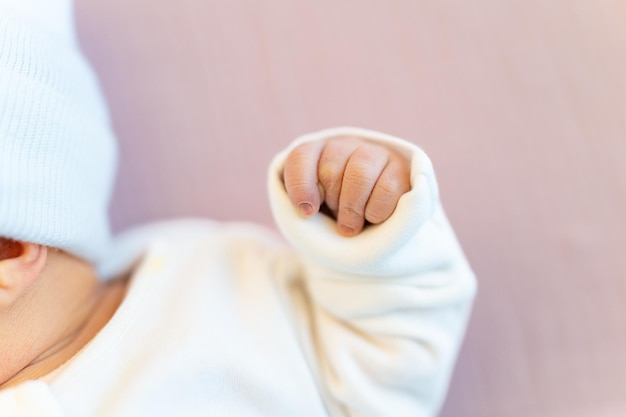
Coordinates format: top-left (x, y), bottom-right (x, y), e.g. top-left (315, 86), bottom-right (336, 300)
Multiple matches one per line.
top-left (75, 1), bottom-right (626, 416)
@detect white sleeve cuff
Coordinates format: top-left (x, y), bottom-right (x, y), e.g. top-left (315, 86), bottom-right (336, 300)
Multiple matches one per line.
top-left (267, 126), bottom-right (443, 276)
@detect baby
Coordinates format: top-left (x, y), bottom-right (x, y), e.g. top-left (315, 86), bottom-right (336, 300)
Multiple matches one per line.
top-left (0, 1), bottom-right (476, 416)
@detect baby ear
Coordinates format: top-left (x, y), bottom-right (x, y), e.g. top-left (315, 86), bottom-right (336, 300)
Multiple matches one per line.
top-left (0, 239), bottom-right (48, 308)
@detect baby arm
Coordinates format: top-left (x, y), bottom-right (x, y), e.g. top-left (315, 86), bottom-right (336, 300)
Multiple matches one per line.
top-left (268, 127), bottom-right (476, 417)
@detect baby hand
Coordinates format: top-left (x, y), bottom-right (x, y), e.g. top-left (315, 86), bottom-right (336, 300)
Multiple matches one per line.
top-left (283, 136), bottom-right (411, 236)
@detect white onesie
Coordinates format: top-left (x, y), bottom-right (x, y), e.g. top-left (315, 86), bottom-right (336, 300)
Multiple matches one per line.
top-left (0, 126), bottom-right (476, 417)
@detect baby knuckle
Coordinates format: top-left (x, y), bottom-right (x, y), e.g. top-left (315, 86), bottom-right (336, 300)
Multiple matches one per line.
top-left (341, 204), bottom-right (363, 218)
top-left (365, 206), bottom-right (388, 224)
top-left (286, 146), bottom-right (312, 166)
top-left (342, 170), bottom-right (366, 189)
top-left (377, 176), bottom-right (403, 197)
top-left (285, 179), bottom-right (312, 198)
top-left (345, 162), bottom-right (379, 188)
top-left (318, 163), bottom-right (341, 188)
top-left (353, 145), bottom-right (384, 166)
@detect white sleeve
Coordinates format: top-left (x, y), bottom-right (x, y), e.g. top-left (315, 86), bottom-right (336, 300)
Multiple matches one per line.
top-left (267, 127), bottom-right (477, 417)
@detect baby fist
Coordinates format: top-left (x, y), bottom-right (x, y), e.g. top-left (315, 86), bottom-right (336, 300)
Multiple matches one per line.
top-left (283, 136), bottom-right (411, 236)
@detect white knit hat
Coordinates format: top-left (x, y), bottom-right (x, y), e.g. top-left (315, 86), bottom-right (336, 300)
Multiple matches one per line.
top-left (0, 0), bottom-right (118, 264)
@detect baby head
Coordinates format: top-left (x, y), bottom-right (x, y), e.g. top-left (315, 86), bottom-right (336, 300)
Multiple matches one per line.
top-left (0, 1), bottom-right (118, 265)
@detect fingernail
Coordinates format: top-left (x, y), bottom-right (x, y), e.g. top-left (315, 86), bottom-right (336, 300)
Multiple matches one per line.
top-left (299, 202), bottom-right (314, 217)
top-left (338, 224), bottom-right (355, 236)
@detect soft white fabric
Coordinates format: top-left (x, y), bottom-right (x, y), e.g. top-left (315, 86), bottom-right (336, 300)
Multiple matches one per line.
top-left (0, 0), bottom-right (117, 263)
top-left (0, 127), bottom-right (476, 417)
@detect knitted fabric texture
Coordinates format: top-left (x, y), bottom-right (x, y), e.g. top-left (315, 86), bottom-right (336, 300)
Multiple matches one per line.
top-left (0, 2), bottom-right (118, 263)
